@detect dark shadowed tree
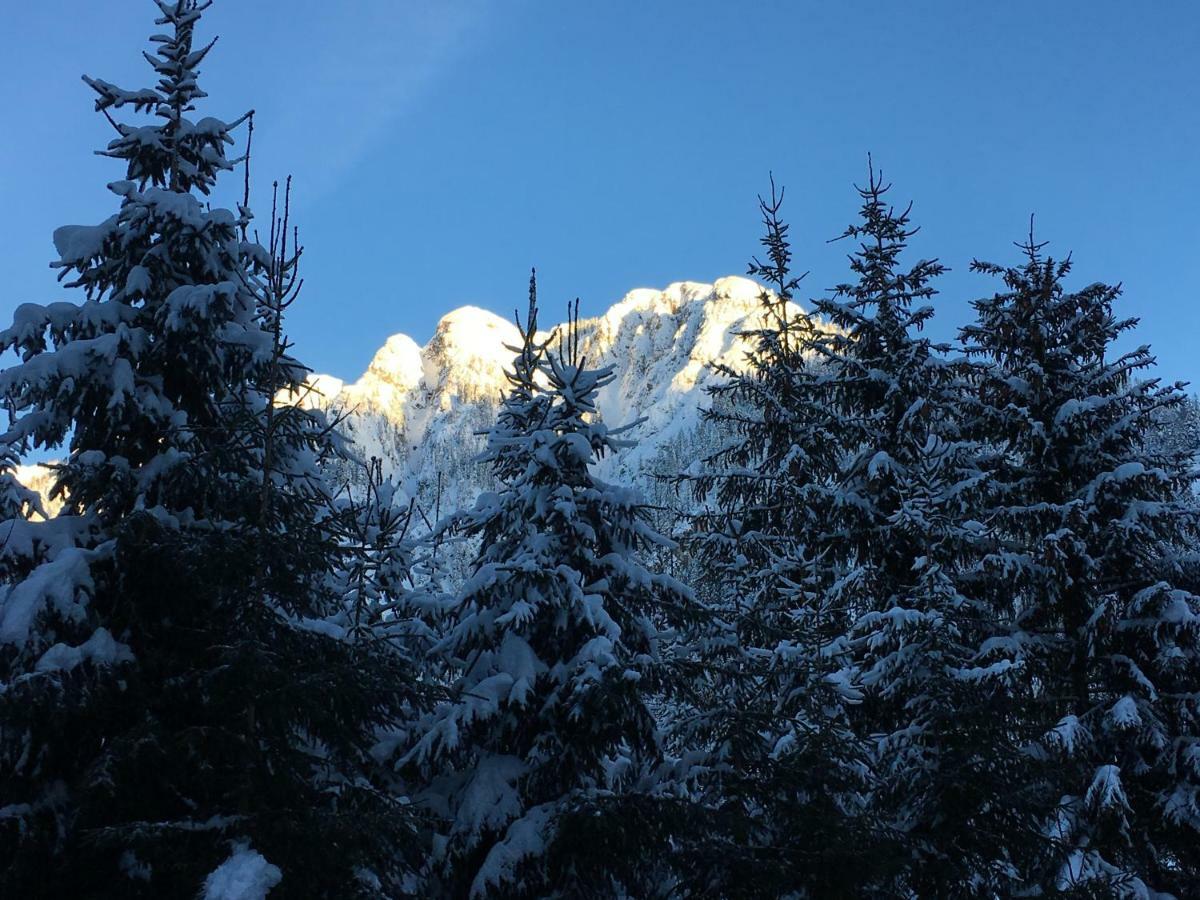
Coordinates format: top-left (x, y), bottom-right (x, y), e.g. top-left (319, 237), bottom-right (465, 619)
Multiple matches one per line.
top-left (0, 3), bottom-right (422, 895)
top-left (962, 235), bottom-right (1200, 895)
top-left (809, 165), bottom-right (1030, 896)
top-left (679, 179), bottom-right (890, 896)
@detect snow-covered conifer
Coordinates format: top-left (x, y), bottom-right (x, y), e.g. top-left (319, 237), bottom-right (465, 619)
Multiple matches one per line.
top-left (680, 180), bottom-right (887, 896)
top-left (962, 235), bottom-right (1200, 895)
top-left (811, 165), bottom-right (1028, 895)
top-left (408, 288), bottom-right (698, 898)
top-left (0, 4), bottom-right (420, 895)
top-left (328, 455), bottom-right (445, 661)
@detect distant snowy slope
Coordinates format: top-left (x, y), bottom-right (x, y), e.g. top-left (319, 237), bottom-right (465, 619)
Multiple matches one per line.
top-left (313, 276), bottom-right (800, 519)
top-left (12, 277), bottom-right (808, 533)
top-left (14, 464), bottom-right (60, 518)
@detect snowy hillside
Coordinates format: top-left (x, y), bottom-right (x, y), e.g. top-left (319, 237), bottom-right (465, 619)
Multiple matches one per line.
top-left (315, 276), bottom-right (798, 518)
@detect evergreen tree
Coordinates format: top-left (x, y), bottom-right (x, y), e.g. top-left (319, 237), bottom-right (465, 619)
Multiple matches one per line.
top-left (680, 179), bottom-right (887, 897)
top-left (962, 235), bottom-right (1200, 895)
top-left (0, 3), bottom-right (420, 895)
top-left (1146, 393), bottom-right (1200, 471)
top-left (814, 164), bottom-right (1028, 896)
top-left (408, 286), bottom-right (697, 898)
top-left (328, 453), bottom-right (444, 661)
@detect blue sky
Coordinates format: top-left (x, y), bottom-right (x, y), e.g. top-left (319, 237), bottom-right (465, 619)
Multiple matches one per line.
top-left (2, 1), bottom-right (1197, 388)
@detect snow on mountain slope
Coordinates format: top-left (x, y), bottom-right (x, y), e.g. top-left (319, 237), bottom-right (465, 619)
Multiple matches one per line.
top-left (10, 277), bottom-right (807, 537)
top-left (315, 276), bottom-right (801, 519)
top-left (14, 464), bottom-right (60, 518)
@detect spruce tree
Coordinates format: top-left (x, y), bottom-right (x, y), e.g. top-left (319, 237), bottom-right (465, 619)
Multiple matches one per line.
top-left (962, 236), bottom-right (1200, 895)
top-left (814, 164), bottom-right (1028, 896)
top-left (0, 3), bottom-right (420, 895)
top-left (681, 180), bottom-right (886, 896)
top-left (328, 453), bottom-right (444, 660)
top-left (408, 285), bottom-right (697, 898)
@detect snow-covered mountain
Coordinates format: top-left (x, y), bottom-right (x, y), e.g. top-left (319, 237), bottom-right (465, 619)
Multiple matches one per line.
top-left (14, 276), bottom-right (804, 530)
top-left (14, 464), bottom-right (60, 517)
top-left (312, 276), bottom-right (792, 520)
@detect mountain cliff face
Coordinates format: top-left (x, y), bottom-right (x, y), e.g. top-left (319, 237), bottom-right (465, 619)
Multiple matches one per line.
top-left (17, 272), bottom-right (1195, 538)
top-left (14, 276), bottom-right (802, 534)
top-left (313, 276), bottom-right (792, 522)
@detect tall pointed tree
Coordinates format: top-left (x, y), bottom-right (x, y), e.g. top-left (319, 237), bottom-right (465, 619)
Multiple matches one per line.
top-left (0, 3), bottom-right (421, 895)
top-left (680, 179), bottom-right (888, 896)
top-left (811, 164), bottom-right (1029, 895)
top-left (962, 236), bottom-right (1200, 895)
top-left (408, 284), bottom-right (698, 898)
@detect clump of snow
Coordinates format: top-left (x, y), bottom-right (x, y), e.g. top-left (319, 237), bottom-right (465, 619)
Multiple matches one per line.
top-left (202, 842), bottom-right (282, 900)
top-left (0, 544), bottom-right (103, 647)
top-left (1106, 695), bottom-right (1142, 730)
top-left (470, 804), bottom-right (554, 898)
top-left (35, 626), bottom-right (134, 673)
top-left (1086, 764), bottom-right (1129, 813)
top-left (1045, 714), bottom-right (1086, 754)
top-left (52, 221), bottom-right (115, 264)
top-left (456, 755), bottom-right (527, 834)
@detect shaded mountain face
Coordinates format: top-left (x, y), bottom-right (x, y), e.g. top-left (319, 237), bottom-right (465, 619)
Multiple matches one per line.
top-left (313, 276), bottom-right (793, 523)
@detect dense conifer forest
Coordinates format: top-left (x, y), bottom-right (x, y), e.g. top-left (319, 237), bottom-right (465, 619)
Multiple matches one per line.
top-left (2, 3), bottom-right (1198, 897)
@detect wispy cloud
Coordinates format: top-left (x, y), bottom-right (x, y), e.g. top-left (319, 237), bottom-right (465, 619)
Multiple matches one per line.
top-left (220, 0), bottom-right (497, 200)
